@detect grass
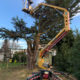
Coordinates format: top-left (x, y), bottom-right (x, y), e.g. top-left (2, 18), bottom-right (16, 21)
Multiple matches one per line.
top-left (0, 62), bottom-right (26, 69)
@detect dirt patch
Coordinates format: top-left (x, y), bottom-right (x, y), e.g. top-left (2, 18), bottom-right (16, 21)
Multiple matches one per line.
top-left (0, 68), bottom-right (30, 80)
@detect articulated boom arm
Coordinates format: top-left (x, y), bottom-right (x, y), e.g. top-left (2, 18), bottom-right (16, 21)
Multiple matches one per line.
top-left (34, 3), bottom-right (70, 58)
top-left (22, 2), bottom-right (70, 70)
top-left (36, 3), bottom-right (70, 69)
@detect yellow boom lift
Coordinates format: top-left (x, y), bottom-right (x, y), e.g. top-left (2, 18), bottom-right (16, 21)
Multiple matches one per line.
top-left (22, 0), bottom-right (70, 79)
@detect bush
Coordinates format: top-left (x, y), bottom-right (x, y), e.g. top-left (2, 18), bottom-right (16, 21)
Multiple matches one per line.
top-left (12, 54), bottom-right (19, 62)
top-left (12, 52), bottom-right (27, 63)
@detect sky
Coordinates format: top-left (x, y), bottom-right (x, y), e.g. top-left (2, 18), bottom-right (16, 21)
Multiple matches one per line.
top-left (0, 0), bottom-right (80, 49)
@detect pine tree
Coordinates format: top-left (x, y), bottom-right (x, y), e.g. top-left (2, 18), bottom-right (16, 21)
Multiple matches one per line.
top-left (68, 30), bottom-right (80, 79)
top-left (33, 0), bottom-right (80, 44)
top-left (54, 30), bottom-right (74, 72)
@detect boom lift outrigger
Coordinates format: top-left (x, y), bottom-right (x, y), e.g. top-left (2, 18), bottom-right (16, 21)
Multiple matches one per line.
top-left (22, 0), bottom-right (70, 80)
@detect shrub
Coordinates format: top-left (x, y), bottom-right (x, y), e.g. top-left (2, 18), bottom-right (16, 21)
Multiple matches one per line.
top-left (12, 52), bottom-right (27, 63)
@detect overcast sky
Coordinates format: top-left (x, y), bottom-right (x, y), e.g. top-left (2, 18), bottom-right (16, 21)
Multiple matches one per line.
top-left (0, 0), bottom-right (80, 49)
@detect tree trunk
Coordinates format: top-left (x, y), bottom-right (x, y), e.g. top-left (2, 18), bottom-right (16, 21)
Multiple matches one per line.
top-left (27, 53), bottom-right (36, 70)
top-left (27, 42), bottom-right (37, 69)
top-left (26, 34), bottom-right (40, 70)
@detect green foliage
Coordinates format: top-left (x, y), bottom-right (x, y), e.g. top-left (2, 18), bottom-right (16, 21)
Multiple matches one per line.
top-left (21, 53), bottom-right (27, 63)
top-left (12, 54), bottom-right (19, 62)
top-left (34, 0), bottom-right (80, 44)
top-left (67, 30), bottom-right (80, 80)
top-left (0, 62), bottom-right (25, 69)
top-left (54, 30), bottom-right (80, 79)
top-left (0, 17), bottom-right (32, 40)
top-left (54, 30), bottom-right (74, 72)
top-left (45, 0), bottom-right (80, 18)
top-left (12, 52), bottom-right (27, 63)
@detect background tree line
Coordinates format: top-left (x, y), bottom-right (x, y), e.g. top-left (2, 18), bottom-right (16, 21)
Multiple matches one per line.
top-left (54, 29), bottom-right (80, 80)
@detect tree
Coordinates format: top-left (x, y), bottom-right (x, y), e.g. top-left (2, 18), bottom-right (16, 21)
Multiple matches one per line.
top-left (33, 0), bottom-right (80, 44)
top-left (0, 17), bottom-right (41, 69)
top-left (67, 30), bottom-right (80, 80)
top-left (0, 0), bottom-right (80, 69)
top-left (45, 0), bottom-right (80, 18)
top-left (1, 39), bottom-right (11, 62)
top-left (54, 30), bottom-right (74, 72)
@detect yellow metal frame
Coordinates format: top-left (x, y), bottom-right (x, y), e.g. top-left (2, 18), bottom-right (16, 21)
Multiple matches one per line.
top-left (22, 2), bottom-right (70, 70)
top-left (25, 0), bottom-right (27, 8)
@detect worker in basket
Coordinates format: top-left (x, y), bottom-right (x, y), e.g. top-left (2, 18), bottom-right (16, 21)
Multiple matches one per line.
top-left (27, 0), bottom-right (33, 10)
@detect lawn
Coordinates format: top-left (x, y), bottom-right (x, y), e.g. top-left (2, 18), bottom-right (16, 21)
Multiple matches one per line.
top-left (0, 62), bottom-right (26, 69)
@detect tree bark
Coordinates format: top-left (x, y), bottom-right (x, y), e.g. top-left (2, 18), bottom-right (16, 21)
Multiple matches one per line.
top-left (26, 34), bottom-right (40, 70)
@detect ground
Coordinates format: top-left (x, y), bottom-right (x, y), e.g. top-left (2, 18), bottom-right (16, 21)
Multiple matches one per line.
top-left (0, 68), bottom-right (27, 80)
top-left (0, 62), bottom-right (76, 80)
top-left (0, 62), bottom-right (39, 80)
